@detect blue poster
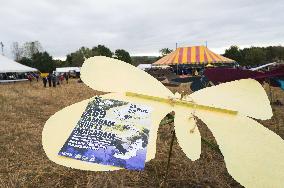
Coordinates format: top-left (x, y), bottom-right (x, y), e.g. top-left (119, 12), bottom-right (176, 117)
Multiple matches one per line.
top-left (58, 97), bottom-right (152, 170)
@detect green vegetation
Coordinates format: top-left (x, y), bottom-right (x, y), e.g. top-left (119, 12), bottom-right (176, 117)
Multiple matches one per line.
top-left (131, 56), bottom-right (158, 66)
top-left (223, 45), bottom-right (284, 66)
top-left (65, 45), bottom-right (131, 66)
top-left (159, 48), bottom-right (173, 57)
top-left (19, 52), bottom-right (55, 73)
top-left (114, 49), bottom-right (132, 64)
top-left (130, 48), bottom-right (173, 66)
top-left (11, 41), bottom-right (133, 72)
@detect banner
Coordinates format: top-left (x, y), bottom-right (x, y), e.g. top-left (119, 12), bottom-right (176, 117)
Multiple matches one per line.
top-left (58, 97), bottom-right (152, 170)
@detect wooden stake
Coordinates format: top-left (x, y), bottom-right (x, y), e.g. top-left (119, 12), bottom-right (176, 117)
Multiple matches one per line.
top-left (268, 79), bottom-right (273, 104)
top-left (160, 129), bottom-right (176, 187)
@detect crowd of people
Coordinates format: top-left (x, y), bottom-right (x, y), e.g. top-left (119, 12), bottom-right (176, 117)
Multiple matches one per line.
top-left (41, 73), bottom-right (69, 87)
top-left (0, 72), bottom-right (39, 81)
top-left (0, 71), bottom-right (78, 86)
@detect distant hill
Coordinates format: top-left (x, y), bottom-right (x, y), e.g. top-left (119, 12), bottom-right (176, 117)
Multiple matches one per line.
top-left (131, 56), bottom-right (159, 66)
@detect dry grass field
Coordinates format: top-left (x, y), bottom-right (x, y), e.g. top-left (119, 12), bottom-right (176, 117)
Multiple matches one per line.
top-left (0, 79), bottom-right (283, 188)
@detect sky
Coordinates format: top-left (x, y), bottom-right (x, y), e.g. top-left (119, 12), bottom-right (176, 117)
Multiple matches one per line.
top-left (0, 0), bottom-right (284, 60)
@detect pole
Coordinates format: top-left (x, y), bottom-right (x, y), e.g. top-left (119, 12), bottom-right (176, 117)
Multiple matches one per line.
top-left (160, 129), bottom-right (176, 187)
top-left (268, 79), bottom-right (273, 104)
top-left (266, 67), bottom-right (274, 104)
top-left (176, 42), bottom-right (178, 75)
top-left (0, 42), bottom-right (4, 55)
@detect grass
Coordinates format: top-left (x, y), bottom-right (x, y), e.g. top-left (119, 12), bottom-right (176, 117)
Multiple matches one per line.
top-left (0, 79), bottom-right (283, 188)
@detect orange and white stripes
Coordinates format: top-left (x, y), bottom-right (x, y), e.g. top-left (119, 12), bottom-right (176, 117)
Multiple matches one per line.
top-left (154, 46), bottom-right (235, 65)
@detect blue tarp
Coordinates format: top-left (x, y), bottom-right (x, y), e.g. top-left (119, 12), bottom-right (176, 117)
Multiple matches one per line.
top-left (276, 79), bottom-right (284, 90)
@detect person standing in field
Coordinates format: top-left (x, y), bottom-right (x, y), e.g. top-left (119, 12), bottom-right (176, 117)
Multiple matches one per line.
top-left (42, 76), bottom-right (47, 87)
top-left (60, 74), bottom-right (64, 84)
top-left (47, 73), bottom-right (52, 87)
top-left (52, 73), bottom-right (56, 87)
top-left (27, 74), bottom-right (32, 84)
top-left (57, 75), bottom-right (60, 86)
top-left (64, 73), bottom-right (69, 84)
top-left (35, 73), bottom-right (39, 82)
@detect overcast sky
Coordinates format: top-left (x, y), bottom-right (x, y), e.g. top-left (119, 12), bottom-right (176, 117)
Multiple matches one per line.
top-left (1, 0), bottom-right (284, 59)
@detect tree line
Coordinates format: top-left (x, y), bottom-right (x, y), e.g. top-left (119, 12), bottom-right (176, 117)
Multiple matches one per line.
top-left (64, 45), bottom-right (132, 67)
top-left (11, 41), bottom-right (132, 73)
top-left (223, 45), bottom-right (284, 66)
top-left (10, 41), bottom-right (284, 73)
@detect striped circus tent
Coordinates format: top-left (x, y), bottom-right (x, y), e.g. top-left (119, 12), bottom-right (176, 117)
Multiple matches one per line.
top-left (153, 46), bottom-right (235, 65)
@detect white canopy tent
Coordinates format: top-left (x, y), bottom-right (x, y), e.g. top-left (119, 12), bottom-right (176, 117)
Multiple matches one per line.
top-left (0, 54), bottom-right (37, 73)
top-left (137, 64), bottom-right (152, 70)
top-left (137, 64), bottom-right (171, 71)
top-left (55, 67), bottom-right (80, 73)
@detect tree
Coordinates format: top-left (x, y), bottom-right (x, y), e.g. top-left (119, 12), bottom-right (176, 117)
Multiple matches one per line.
top-left (53, 59), bottom-right (67, 68)
top-left (66, 51), bottom-right (85, 67)
top-left (22, 41), bottom-right (43, 59)
top-left (11, 42), bottom-right (23, 61)
top-left (92, 44), bottom-right (113, 57)
top-left (223, 45), bottom-right (284, 66)
top-left (19, 57), bottom-right (33, 67)
top-left (31, 52), bottom-right (55, 73)
top-left (159, 48), bottom-right (173, 56)
top-left (265, 46), bottom-right (284, 62)
top-left (79, 46), bottom-right (94, 58)
top-left (65, 46), bottom-right (98, 67)
top-left (65, 45), bottom-right (114, 66)
top-left (243, 47), bottom-right (266, 66)
top-left (115, 49), bottom-right (132, 64)
top-left (224, 45), bottom-right (243, 64)
top-left (131, 56), bottom-right (159, 66)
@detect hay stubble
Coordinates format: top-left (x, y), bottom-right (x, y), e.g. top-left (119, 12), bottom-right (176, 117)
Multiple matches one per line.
top-left (1, 80), bottom-right (283, 187)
